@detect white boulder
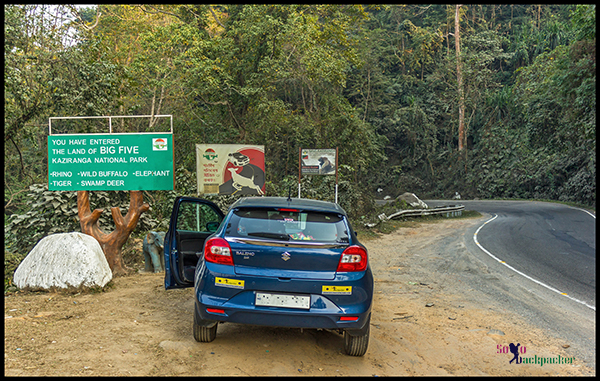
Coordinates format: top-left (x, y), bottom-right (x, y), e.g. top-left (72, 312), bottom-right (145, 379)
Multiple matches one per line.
top-left (396, 192), bottom-right (428, 209)
top-left (13, 232), bottom-right (112, 290)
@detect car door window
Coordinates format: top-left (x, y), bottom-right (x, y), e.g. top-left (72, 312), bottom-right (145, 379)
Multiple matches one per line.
top-left (177, 201), bottom-right (222, 233)
top-left (174, 201), bottom-right (223, 283)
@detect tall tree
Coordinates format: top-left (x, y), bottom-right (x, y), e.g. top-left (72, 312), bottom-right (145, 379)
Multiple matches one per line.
top-left (455, 4), bottom-right (466, 153)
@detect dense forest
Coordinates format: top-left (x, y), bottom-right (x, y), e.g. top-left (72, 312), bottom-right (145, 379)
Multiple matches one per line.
top-left (4, 4), bottom-right (596, 259)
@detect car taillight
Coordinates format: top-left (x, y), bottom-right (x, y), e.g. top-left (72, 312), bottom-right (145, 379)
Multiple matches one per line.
top-left (336, 245), bottom-right (368, 272)
top-left (204, 237), bottom-right (233, 266)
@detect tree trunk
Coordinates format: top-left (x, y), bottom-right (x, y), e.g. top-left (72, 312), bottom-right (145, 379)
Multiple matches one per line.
top-left (77, 190), bottom-right (150, 276)
top-left (455, 4), bottom-right (466, 153)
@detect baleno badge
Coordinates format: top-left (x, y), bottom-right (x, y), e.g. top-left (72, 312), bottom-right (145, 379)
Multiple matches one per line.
top-left (281, 252), bottom-right (291, 261)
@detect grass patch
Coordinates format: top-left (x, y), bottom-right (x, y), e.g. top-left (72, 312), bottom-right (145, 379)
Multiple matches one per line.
top-left (5, 280), bottom-right (116, 297)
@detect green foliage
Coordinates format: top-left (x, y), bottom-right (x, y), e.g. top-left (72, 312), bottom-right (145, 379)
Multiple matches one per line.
top-left (5, 184), bottom-right (80, 257)
top-left (4, 184), bottom-right (167, 257)
top-left (3, 4), bottom-right (595, 266)
top-left (4, 4), bottom-right (122, 205)
top-left (514, 40), bottom-right (595, 146)
top-left (3, 4), bottom-right (595, 292)
top-left (354, 4), bottom-right (594, 206)
top-left (464, 33), bottom-right (595, 204)
top-left (571, 4), bottom-right (595, 41)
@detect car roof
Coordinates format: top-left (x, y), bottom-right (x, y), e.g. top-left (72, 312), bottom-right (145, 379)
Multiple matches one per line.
top-left (229, 196), bottom-right (347, 215)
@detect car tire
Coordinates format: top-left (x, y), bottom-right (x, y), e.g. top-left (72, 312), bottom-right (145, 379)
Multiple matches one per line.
top-left (343, 322), bottom-right (370, 356)
top-left (193, 308), bottom-right (218, 342)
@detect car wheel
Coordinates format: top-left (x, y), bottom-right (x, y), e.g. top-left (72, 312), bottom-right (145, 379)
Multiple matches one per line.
top-left (193, 308), bottom-right (218, 342)
top-left (343, 322), bottom-right (370, 356)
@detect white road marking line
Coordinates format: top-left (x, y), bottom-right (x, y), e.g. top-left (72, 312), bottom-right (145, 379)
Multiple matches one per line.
top-left (570, 207), bottom-right (596, 219)
top-left (474, 215), bottom-right (595, 311)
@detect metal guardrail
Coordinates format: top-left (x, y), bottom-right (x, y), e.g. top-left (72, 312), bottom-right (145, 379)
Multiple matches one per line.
top-left (365, 205), bottom-right (465, 227)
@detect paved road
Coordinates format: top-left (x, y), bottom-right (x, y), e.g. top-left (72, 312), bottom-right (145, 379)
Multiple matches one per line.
top-left (426, 200), bottom-right (596, 309)
top-left (424, 199), bottom-right (596, 368)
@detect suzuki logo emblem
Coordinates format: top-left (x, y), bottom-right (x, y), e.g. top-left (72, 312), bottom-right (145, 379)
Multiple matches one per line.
top-left (281, 252), bottom-right (291, 261)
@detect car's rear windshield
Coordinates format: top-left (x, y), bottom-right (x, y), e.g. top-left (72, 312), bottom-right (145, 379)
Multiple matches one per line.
top-left (226, 208), bottom-right (349, 243)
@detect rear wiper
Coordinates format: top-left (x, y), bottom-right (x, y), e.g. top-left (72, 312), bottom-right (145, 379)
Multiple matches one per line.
top-left (248, 232), bottom-right (290, 241)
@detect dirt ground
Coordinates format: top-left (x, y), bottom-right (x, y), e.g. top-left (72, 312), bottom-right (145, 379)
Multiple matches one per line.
top-left (4, 215), bottom-right (594, 376)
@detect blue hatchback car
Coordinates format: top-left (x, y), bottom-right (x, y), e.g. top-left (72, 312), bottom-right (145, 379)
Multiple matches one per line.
top-left (164, 196), bottom-right (373, 356)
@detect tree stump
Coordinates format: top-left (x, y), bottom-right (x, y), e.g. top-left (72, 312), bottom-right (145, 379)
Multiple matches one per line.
top-left (77, 190), bottom-right (150, 276)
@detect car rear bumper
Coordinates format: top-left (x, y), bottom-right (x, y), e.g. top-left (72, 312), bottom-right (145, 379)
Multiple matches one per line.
top-left (194, 264), bottom-right (373, 332)
top-left (195, 298), bottom-right (371, 332)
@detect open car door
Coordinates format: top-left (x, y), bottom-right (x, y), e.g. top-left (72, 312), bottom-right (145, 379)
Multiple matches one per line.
top-left (164, 196), bottom-right (224, 289)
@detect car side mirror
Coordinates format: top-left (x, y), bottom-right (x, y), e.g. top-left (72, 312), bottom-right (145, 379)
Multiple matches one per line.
top-left (206, 221), bottom-right (220, 233)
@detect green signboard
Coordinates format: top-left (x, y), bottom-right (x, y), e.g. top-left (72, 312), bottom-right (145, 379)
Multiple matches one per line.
top-left (48, 133), bottom-right (174, 191)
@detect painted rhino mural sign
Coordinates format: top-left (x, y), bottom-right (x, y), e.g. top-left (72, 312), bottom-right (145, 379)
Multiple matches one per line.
top-left (196, 144), bottom-right (265, 196)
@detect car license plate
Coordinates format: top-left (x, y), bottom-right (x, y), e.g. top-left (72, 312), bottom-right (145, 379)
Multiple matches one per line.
top-left (255, 292), bottom-right (310, 309)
